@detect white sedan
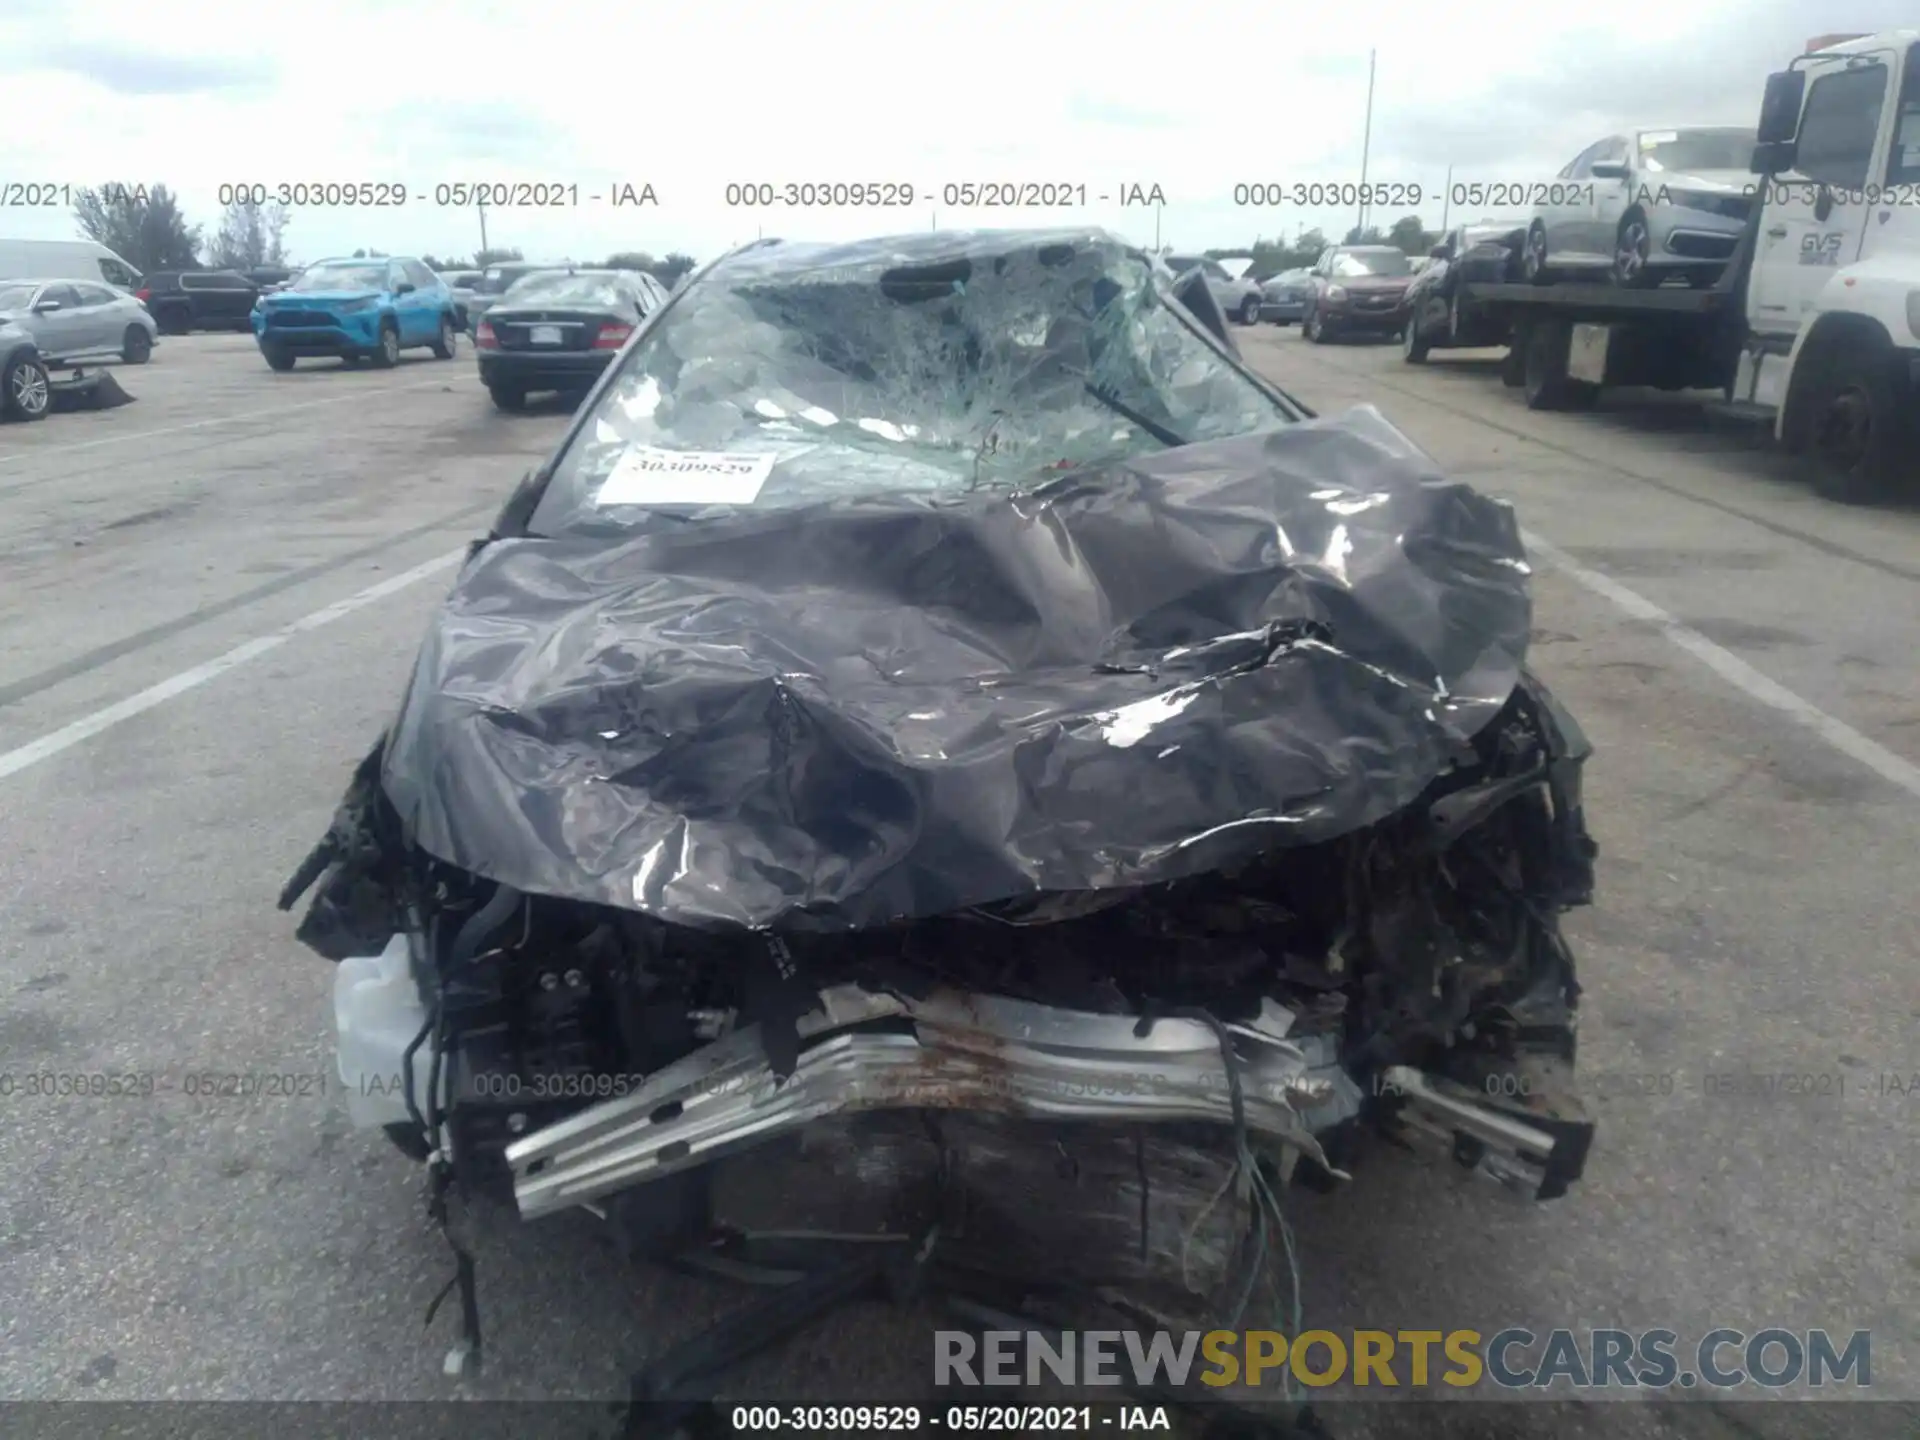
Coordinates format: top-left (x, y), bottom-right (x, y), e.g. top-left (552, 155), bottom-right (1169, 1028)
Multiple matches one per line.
top-left (1521, 126), bottom-right (1759, 288)
top-left (0, 277), bottom-right (160, 365)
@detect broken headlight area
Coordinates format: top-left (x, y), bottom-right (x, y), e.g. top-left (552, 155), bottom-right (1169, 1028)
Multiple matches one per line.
top-left (293, 668), bottom-right (1594, 1230)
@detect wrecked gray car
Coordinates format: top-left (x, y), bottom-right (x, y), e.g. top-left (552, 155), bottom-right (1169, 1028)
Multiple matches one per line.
top-left (282, 227), bottom-right (1597, 1364)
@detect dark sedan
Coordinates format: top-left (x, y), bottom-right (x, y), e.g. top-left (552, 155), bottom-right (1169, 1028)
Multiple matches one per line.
top-left (475, 268), bottom-right (668, 411)
top-left (1402, 223), bottom-right (1527, 363)
top-left (1258, 268), bottom-right (1312, 325)
top-left (1301, 245), bottom-right (1417, 344)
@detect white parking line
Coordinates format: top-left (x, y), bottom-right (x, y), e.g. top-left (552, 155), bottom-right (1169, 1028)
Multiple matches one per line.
top-left (2, 528), bottom-right (1917, 803)
top-left (0, 378), bottom-right (457, 464)
top-left (1523, 529), bottom-right (1920, 802)
top-left (0, 549), bottom-right (463, 782)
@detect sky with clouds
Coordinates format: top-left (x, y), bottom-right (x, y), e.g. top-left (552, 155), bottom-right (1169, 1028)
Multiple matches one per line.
top-left (2, 0), bottom-right (1914, 267)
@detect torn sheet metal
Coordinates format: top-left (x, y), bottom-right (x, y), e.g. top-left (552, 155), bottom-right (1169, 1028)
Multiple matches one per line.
top-left (506, 984), bottom-right (1359, 1219)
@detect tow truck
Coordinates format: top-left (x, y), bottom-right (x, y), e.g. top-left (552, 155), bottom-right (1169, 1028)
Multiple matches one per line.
top-left (1443, 31), bottom-right (1920, 504)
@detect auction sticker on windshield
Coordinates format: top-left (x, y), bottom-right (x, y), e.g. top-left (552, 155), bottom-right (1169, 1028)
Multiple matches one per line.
top-left (597, 447), bottom-right (776, 507)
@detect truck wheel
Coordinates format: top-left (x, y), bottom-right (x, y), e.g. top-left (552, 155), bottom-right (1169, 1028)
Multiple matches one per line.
top-left (489, 382), bottom-right (527, 412)
top-left (1803, 348), bottom-right (1916, 504)
top-left (1522, 319), bottom-right (1599, 411)
top-left (430, 315), bottom-right (456, 359)
top-left (1305, 309), bottom-right (1332, 344)
top-left (264, 346), bottom-right (296, 372)
top-left (1402, 313), bottom-right (1430, 364)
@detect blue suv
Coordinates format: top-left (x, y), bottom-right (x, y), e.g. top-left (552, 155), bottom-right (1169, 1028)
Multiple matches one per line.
top-left (252, 256), bottom-right (458, 370)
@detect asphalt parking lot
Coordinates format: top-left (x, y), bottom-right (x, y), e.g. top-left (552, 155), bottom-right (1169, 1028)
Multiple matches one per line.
top-left (1, 325), bottom-right (1916, 1438)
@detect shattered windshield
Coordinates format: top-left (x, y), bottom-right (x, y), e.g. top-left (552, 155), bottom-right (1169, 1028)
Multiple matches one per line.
top-left (529, 231), bottom-right (1301, 534)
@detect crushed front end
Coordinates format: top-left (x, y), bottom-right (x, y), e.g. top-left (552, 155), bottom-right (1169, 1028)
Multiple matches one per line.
top-left (281, 228), bottom-right (1600, 1366)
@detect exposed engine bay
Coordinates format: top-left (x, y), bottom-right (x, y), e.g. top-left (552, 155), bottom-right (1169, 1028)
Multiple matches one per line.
top-left (293, 669), bottom-right (1595, 1224)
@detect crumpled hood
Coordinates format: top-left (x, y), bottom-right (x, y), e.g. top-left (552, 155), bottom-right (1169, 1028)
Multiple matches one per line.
top-left (378, 404), bottom-right (1533, 931)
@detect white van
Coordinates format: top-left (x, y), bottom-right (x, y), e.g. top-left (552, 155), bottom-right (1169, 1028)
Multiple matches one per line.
top-left (0, 239), bottom-right (143, 291)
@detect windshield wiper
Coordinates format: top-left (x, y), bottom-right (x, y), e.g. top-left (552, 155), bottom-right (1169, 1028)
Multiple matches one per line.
top-left (1085, 383), bottom-right (1186, 448)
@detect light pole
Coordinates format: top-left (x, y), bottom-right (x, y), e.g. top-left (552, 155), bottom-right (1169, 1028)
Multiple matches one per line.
top-left (1440, 163), bottom-right (1453, 232)
top-left (477, 199), bottom-right (489, 260)
top-left (1154, 202), bottom-right (1162, 250)
top-left (1357, 48), bottom-right (1377, 239)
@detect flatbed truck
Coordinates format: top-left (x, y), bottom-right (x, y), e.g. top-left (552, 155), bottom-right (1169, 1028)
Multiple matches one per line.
top-left (1446, 30), bottom-right (1920, 504)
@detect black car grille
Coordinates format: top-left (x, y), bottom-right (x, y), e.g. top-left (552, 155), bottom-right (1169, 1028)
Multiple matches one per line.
top-left (1352, 292), bottom-right (1402, 309)
top-left (267, 309), bottom-right (340, 329)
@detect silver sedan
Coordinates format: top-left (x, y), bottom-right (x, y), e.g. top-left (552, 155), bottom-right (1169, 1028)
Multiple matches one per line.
top-left (0, 278), bottom-right (160, 366)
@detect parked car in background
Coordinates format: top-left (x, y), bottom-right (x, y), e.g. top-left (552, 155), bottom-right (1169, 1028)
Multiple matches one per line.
top-left (1162, 254), bottom-right (1265, 325)
top-left (137, 270), bottom-right (260, 333)
top-left (251, 256), bottom-right (459, 371)
top-left (1402, 223), bottom-right (1527, 363)
top-left (0, 238), bottom-right (142, 291)
top-left (1301, 246), bottom-right (1417, 343)
top-left (1522, 126), bottom-right (1758, 287)
top-left (0, 278), bottom-right (159, 365)
top-left (1259, 268), bottom-right (1313, 324)
top-left (464, 261), bottom-right (569, 331)
top-left (440, 270), bottom-right (483, 331)
top-left (0, 317), bottom-right (52, 420)
top-left (475, 267), bottom-right (667, 412)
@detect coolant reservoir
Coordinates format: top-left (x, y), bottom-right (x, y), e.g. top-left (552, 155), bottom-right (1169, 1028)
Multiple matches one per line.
top-left (333, 932), bottom-right (446, 1129)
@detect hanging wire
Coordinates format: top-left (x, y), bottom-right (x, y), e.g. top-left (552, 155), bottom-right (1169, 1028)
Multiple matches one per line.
top-left (1151, 1004), bottom-right (1309, 1408)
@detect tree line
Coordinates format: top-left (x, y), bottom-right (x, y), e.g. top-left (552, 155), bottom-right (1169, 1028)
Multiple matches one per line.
top-left (65, 183), bottom-right (698, 285)
top-left (68, 182), bottom-right (1445, 287)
